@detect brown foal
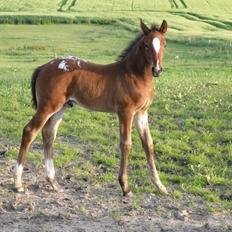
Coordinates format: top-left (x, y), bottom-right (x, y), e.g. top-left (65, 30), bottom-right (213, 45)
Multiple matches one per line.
top-left (14, 19), bottom-right (168, 196)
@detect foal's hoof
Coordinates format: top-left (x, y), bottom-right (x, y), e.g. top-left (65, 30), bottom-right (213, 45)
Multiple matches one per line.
top-left (15, 186), bottom-right (24, 193)
top-left (14, 180), bottom-right (24, 192)
top-left (123, 190), bottom-right (134, 198)
top-left (52, 184), bottom-right (63, 193)
top-left (46, 177), bottom-right (63, 193)
top-left (158, 185), bottom-right (168, 195)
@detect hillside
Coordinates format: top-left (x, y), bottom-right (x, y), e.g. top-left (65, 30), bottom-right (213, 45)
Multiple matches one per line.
top-left (0, 0), bottom-right (232, 40)
top-left (0, 0), bottom-right (232, 13)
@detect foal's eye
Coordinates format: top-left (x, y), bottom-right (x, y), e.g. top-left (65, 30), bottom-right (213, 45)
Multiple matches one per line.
top-left (144, 44), bottom-right (149, 50)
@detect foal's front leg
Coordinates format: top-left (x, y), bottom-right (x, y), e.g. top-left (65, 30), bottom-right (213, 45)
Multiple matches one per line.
top-left (118, 110), bottom-right (134, 196)
top-left (135, 110), bottom-right (168, 194)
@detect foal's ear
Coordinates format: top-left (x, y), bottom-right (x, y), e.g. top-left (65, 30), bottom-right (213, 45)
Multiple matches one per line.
top-left (140, 19), bottom-right (151, 36)
top-left (159, 20), bottom-right (168, 34)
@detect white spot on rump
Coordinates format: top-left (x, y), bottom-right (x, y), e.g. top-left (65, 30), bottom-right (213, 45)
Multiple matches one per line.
top-left (77, 60), bottom-right (81, 68)
top-left (58, 55), bottom-right (84, 71)
top-left (152, 37), bottom-right (161, 54)
top-left (14, 163), bottom-right (23, 179)
top-left (58, 60), bottom-right (68, 71)
top-left (45, 159), bottom-right (55, 180)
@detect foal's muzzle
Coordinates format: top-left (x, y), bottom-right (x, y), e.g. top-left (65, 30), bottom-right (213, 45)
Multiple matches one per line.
top-left (152, 66), bottom-right (163, 77)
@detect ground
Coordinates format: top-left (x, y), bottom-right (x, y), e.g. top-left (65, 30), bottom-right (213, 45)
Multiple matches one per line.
top-left (1, 152), bottom-right (232, 232)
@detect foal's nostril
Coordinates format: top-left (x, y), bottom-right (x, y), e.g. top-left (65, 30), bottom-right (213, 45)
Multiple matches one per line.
top-left (152, 66), bottom-right (155, 73)
top-left (152, 66), bottom-right (160, 77)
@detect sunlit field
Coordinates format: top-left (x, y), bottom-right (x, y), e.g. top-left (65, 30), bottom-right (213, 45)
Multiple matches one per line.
top-left (0, 21), bottom-right (231, 210)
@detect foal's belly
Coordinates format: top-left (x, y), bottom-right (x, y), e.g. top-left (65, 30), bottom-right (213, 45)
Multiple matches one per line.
top-left (67, 96), bottom-right (116, 113)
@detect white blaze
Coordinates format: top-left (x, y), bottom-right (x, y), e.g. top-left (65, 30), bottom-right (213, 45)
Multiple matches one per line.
top-left (45, 159), bottom-right (55, 180)
top-left (152, 37), bottom-right (161, 54)
top-left (156, 59), bottom-right (160, 69)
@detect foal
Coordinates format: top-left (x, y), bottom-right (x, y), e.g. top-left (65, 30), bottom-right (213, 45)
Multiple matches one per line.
top-left (14, 19), bottom-right (168, 196)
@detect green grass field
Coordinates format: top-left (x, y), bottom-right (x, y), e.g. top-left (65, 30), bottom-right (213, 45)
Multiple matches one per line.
top-left (0, 0), bottom-right (232, 40)
top-left (0, 0), bottom-right (232, 211)
top-left (0, 0), bottom-right (232, 13)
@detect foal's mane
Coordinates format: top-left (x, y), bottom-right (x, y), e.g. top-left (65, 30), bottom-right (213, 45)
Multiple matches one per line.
top-left (117, 24), bottom-right (159, 61)
top-left (117, 33), bottom-right (143, 61)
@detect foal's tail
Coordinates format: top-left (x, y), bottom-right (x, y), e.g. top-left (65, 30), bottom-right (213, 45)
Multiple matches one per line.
top-left (31, 66), bottom-right (42, 109)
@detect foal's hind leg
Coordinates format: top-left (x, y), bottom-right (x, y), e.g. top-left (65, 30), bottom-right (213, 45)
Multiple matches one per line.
top-left (14, 109), bottom-right (54, 192)
top-left (42, 105), bottom-right (68, 192)
top-left (135, 110), bottom-right (168, 194)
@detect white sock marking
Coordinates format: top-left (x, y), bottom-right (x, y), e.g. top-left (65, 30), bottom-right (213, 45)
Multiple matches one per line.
top-left (137, 114), bottom-right (148, 130)
top-left (14, 163), bottom-right (23, 180)
top-left (45, 159), bottom-right (55, 180)
top-left (135, 113), bottom-right (148, 138)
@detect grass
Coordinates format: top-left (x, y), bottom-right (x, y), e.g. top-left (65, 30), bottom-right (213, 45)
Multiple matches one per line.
top-left (0, 22), bottom-right (231, 210)
top-left (0, 0), bottom-right (232, 42)
top-left (0, 0), bottom-right (232, 212)
top-left (1, 0), bottom-right (232, 13)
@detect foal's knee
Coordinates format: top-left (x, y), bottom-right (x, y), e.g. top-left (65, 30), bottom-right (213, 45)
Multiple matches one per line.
top-left (142, 141), bottom-right (154, 152)
top-left (120, 141), bottom-right (132, 153)
top-left (118, 173), bottom-right (128, 185)
top-left (42, 126), bottom-right (53, 145)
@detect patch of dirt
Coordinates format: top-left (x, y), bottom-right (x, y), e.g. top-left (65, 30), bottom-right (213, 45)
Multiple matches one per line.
top-left (0, 157), bottom-right (232, 232)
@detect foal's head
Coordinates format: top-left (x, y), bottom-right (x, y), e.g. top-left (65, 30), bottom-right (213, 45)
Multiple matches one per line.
top-left (140, 19), bottom-right (168, 77)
